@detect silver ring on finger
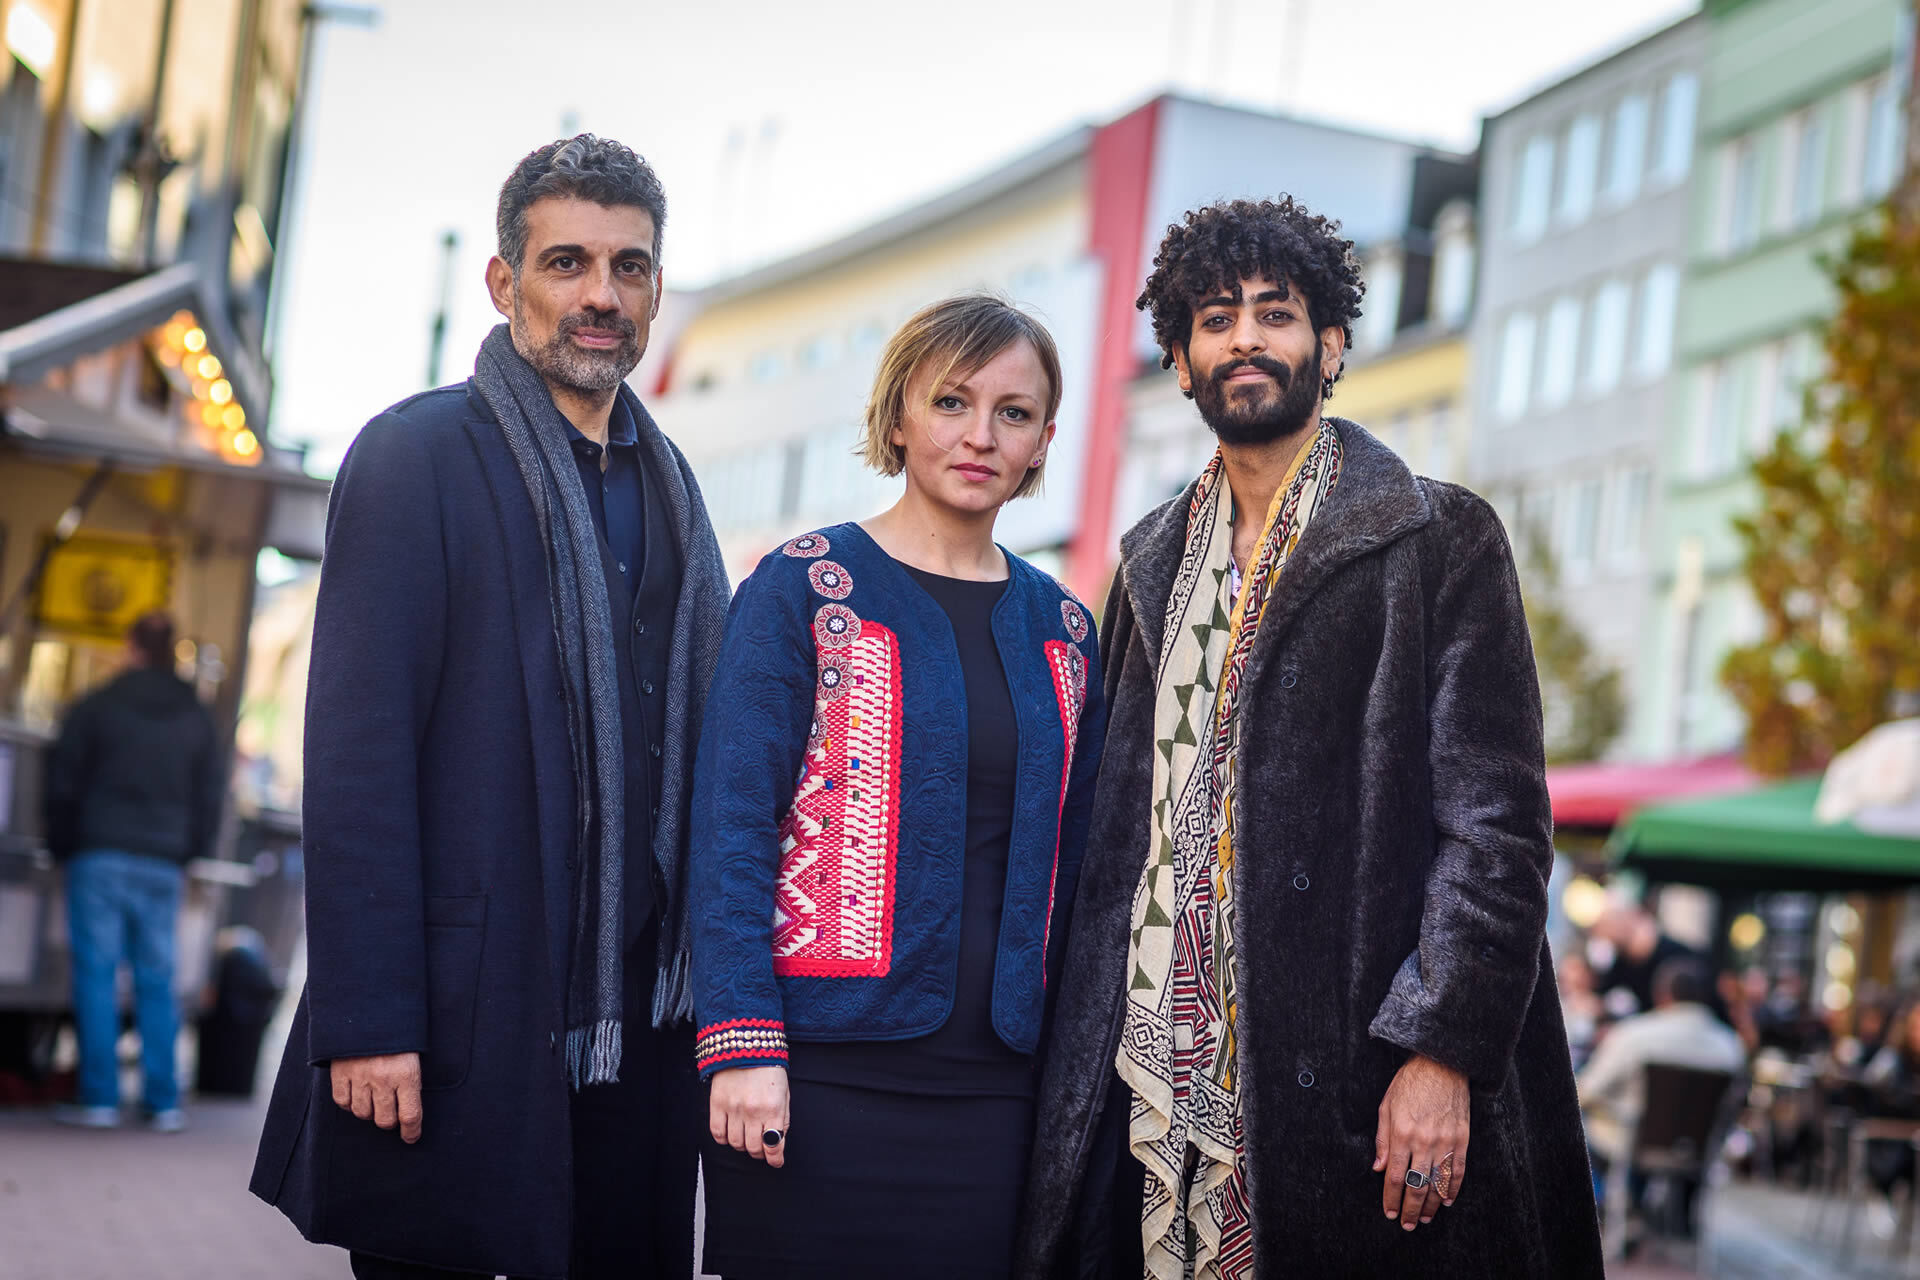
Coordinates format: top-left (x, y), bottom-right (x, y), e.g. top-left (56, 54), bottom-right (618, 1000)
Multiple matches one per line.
top-left (1404, 1167), bottom-right (1429, 1189)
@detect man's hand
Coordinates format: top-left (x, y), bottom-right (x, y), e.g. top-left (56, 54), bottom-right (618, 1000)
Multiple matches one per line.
top-left (330, 1052), bottom-right (423, 1144)
top-left (709, 1065), bottom-right (790, 1169)
top-left (1373, 1054), bottom-right (1469, 1229)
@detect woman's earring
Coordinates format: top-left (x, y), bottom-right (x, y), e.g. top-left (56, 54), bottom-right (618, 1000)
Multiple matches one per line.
top-left (1030, 456), bottom-right (1044, 468)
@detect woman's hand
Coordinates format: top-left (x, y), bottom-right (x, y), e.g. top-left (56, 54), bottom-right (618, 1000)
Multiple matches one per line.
top-left (709, 1065), bottom-right (791, 1168)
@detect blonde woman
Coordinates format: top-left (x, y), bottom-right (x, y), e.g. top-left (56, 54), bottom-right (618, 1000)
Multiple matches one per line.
top-left (689, 295), bottom-right (1106, 1278)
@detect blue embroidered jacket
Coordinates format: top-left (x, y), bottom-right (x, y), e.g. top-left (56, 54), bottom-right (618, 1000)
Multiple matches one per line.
top-left (690, 523), bottom-right (1106, 1078)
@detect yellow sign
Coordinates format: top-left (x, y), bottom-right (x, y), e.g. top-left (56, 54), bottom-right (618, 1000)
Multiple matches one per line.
top-left (34, 536), bottom-right (175, 641)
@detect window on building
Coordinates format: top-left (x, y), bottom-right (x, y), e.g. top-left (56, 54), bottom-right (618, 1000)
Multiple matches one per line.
top-left (1511, 134), bottom-right (1554, 243)
top-left (747, 350), bottom-right (787, 382)
top-left (1361, 253), bottom-right (1403, 352)
top-left (1558, 114), bottom-right (1602, 226)
top-left (1608, 467), bottom-right (1652, 567)
top-left (1585, 278), bottom-right (1631, 397)
top-left (797, 333), bottom-right (840, 370)
top-left (1519, 486), bottom-right (1556, 559)
top-left (1653, 71), bottom-right (1699, 185)
top-left (1723, 136), bottom-right (1762, 254)
top-left (1434, 234), bottom-right (1475, 329)
top-left (1538, 295), bottom-right (1581, 409)
top-left (1634, 262), bottom-right (1679, 379)
top-left (1566, 478), bottom-right (1604, 576)
top-left (1605, 93), bottom-right (1650, 207)
top-left (1495, 310), bottom-right (1536, 421)
top-left (1765, 331), bottom-right (1818, 439)
top-left (1790, 107), bottom-right (1830, 229)
top-left (1696, 356), bottom-right (1746, 478)
top-left (1865, 75), bottom-right (1902, 198)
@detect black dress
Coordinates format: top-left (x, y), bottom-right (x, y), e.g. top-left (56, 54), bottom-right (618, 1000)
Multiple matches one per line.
top-left (701, 564), bottom-right (1034, 1280)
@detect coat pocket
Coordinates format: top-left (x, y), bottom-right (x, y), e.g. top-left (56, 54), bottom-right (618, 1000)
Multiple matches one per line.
top-left (422, 894), bottom-right (487, 1091)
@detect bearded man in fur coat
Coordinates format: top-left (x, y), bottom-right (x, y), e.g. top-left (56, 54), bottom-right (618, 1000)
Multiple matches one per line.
top-left (1017, 197), bottom-right (1604, 1279)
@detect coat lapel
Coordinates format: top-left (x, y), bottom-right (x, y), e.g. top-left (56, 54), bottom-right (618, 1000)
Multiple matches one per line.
top-left (1242, 419), bottom-right (1430, 685)
top-left (458, 390), bottom-right (575, 1018)
top-left (1116, 482), bottom-right (1200, 674)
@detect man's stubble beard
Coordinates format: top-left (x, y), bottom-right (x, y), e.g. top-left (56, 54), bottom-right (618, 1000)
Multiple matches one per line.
top-left (1192, 350), bottom-right (1322, 447)
top-left (511, 292), bottom-right (643, 395)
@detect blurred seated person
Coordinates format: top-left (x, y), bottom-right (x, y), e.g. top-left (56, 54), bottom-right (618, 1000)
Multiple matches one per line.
top-left (1835, 994), bottom-right (1895, 1074)
top-left (1578, 958), bottom-right (1747, 1236)
top-left (1590, 903), bottom-right (1718, 1023)
top-left (1861, 1000), bottom-right (1920, 1203)
top-left (1751, 970), bottom-right (1831, 1058)
top-left (1558, 949), bottom-right (1604, 1072)
top-left (1719, 969), bottom-right (1763, 1054)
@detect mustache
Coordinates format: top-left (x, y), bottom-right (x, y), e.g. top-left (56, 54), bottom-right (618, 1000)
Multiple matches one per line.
top-left (1212, 355), bottom-right (1292, 387)
top-left (557, 310), bottom-right (637, 342)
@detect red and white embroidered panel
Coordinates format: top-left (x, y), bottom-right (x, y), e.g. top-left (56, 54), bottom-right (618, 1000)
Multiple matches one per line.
top-left (772, 618), bottom-right (902, 978)
top-left (1040, 638), bottom-right (1090, 976)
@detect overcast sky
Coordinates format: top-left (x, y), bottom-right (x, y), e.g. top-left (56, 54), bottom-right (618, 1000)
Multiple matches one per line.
top-left (274, 0), bottom-right (1693, 471)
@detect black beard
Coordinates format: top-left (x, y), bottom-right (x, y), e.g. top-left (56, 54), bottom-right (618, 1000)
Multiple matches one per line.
top-left (512, 302), bottom-right (642, 394)
top-left (1192, 352), bottom-right (1320, 446)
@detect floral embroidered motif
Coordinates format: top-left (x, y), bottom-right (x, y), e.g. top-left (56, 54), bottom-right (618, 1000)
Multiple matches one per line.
top-left (1061, 599), bottom-right (1090, 643)
top-left (694, 1018), bottom-right (789, 1072)
top-left (814, 603), bottom-right (859, 649)
top-left (772, 620), bottom-right (903, 978)
top-left (817, 656), bottom-right (850, 701)
top-left (808, 560), bottom-right (853, 599)
top-left (782, 533), bottom-right (830, 559)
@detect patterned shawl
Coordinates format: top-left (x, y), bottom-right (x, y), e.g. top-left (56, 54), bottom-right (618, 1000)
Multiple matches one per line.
top-left (1115, 421), bottom-right (1342, 1279)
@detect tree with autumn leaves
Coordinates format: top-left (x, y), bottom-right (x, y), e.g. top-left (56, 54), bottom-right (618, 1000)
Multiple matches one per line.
top-left (1721, 199), bottom-right (1920, 774)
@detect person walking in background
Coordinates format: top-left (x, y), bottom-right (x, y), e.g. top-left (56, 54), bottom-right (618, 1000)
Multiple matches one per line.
top-left (690, 295), bottom-right (1105, 1280)
top-left (250, 134), bottom-right (730, 1279)
top-left (44, 610), bottom-right (220, 1134)
top-left (1020, 196), bottom-right (1602, 1278)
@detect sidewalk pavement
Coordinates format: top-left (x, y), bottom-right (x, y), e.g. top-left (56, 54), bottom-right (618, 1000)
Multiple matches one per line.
top-left (1612, 1176), bottom-right (1919, 1280)
top-left (0, 1095), bottom-right (349, 1280)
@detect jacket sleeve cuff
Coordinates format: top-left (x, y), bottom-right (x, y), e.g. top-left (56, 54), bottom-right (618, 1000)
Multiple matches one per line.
top-left (1367, 949), bottom-right (1531, 1085)
top-left (694, 1018), bottom-right (789, 1079)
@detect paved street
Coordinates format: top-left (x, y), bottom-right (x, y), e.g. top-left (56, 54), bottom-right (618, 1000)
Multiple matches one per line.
top-left (0, 1094), bottom-right (348, 1280)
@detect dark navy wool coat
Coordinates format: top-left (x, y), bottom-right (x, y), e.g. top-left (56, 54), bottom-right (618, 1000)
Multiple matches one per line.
top-left (249, 383), bottom-right (725, 1278)
top-left (1017, 421), bottom-right (1604, 1279)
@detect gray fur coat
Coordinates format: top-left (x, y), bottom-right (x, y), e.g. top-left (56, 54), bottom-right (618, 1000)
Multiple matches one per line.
top-left (1018, 420), bottom-right (1603, 1278)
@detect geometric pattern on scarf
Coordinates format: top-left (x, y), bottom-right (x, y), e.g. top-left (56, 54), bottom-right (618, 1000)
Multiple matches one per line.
top-left (1116, 421), bottom-right (1342, 1279)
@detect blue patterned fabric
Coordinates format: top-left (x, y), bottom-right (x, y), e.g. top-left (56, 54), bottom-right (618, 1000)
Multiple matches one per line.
top-left (690, 523), bottom-right (1106, 1078)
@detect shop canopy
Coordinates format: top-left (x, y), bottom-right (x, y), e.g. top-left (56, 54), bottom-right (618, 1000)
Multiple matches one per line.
top-left (1610, 776), bottom-right (1920, 891)
top-left (1548, 755), bottom-right (1759, 832)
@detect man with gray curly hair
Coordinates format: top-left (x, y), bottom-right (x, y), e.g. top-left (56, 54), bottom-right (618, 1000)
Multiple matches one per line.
top-left (252, 134), bottom-right (730, 1279)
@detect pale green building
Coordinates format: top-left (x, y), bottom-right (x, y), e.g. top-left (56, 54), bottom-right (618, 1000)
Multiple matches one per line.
top-left (1635, 0), bottom-right (1906, 758)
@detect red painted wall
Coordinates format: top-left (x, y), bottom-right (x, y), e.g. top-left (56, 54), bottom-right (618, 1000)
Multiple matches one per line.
top-left (1065, 97), bottom-right (1161, 598)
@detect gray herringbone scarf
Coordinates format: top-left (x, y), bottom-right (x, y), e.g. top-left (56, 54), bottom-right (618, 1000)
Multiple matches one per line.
top-left (473, 325), bottom-right (625, 1088)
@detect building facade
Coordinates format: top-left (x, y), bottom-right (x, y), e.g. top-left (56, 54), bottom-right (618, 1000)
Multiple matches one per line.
top-left (1469, 12), bottom-right (1707, 762)
top-left (647, 94), bottom-right (1442, 593)
top-left (1638, 0), bottom-right (1906, 758)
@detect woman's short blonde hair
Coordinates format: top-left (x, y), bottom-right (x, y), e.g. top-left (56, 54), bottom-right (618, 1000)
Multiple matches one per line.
top-left (860, 294), bottom-right (1063, 500)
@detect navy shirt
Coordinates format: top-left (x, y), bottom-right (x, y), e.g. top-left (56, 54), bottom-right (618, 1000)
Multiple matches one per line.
top-left (563, 397), bottom-right (678, 947)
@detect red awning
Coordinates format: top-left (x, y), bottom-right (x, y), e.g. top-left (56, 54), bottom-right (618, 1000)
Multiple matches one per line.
top-left (1548, 755), bottom-right (1760, 831)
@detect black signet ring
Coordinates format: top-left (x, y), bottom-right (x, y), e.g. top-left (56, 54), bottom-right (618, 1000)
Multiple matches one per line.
top-left (763, 1128), bottom-right (784, 1147)
top-left (1403, 1168), bottom-right (1429, 1189)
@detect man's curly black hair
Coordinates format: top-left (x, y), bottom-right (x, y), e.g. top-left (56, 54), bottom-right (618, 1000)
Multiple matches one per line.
top-left (1135, 196), bottom-right (1365, 399)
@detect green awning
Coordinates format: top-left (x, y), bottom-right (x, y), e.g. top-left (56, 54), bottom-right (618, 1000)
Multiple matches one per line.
top-left (1610, 776), bottom-right (1920, 891)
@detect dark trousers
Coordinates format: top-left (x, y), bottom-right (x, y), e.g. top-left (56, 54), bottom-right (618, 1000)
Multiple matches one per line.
top-left (352, 939), bottom-right (698, 1280)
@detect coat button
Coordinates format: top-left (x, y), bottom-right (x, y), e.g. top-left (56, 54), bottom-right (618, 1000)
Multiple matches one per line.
top-left (1298, 1070), bottom-right (1315, 1088)
top-left (649, 743), bottom-right (662, 759)
top-left (1292, 873), bottom-right (1310, 891)
top-left (642, 680), bottom-right (655, 695)
top-left (617, 561), bottom-right (628, 575)
top-left (634, 619), bottom-right (647, 635)
top-left (1280, 671), bottom-right (1298, 689)
top-left (550, 1031), bottom-right (557, 1053)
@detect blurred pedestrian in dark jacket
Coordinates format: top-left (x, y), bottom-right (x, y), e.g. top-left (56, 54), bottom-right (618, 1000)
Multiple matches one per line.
top-left (43, 610), bottom-right (220, 1133)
